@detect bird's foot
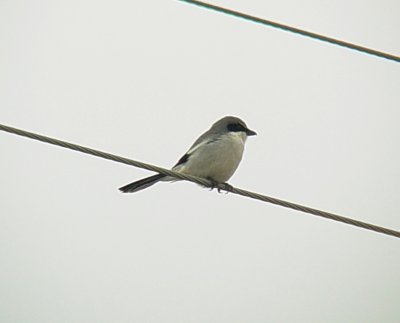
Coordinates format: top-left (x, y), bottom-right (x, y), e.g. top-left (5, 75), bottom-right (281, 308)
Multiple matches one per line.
top-left (206, 177), bottom-right (219, 191)
top-left (219, 182), bottom-right (233, 194)
top-left (206, 178), bottom-right (233, 194)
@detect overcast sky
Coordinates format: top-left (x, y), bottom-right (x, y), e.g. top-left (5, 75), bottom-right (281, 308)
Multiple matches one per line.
top-left (1, 0), bottom-right (400, 322)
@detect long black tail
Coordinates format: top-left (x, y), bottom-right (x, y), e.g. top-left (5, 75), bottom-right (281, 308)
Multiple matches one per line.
top-left (119, 174), bottom-right (166, 193)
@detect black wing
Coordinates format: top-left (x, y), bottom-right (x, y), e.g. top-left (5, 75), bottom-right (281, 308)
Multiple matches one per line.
top-left (173, 153), bottom-right (190, 168)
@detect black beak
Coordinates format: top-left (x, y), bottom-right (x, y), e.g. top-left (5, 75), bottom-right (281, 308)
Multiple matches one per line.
top-left (246, 128), bottom-right (257, 136)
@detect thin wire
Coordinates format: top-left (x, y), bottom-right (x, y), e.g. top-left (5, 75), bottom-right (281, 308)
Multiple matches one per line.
top-left (1, 123), bottom-right (400, 239)
top-left (178, 0), bottom-right (400, 63)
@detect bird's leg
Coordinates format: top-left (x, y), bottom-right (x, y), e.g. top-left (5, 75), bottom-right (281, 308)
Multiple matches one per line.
top-left (206, 178), bottom-right (233, 194)
top-left (206, 177), bottom-right (219, 191)
top-left (220, 182), bottom-right (233, 194)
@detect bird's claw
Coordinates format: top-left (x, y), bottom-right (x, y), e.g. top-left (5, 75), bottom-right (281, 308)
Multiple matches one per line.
top-left (206, 177), bottom-right (218, 191)
top-left (206, 178), bottom-right (233, 194)
top-left (219, 183), bottom-right (233, 194)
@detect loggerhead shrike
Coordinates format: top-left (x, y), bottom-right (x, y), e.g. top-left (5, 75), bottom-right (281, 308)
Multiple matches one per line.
top-left (119, 116), bottom-right (256, 193)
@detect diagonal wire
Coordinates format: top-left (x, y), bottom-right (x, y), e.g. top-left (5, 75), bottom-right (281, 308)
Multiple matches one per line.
top-left (1, 123), bottom-right (400, 239)
top-left (178, 0), bottom-right (400, 63)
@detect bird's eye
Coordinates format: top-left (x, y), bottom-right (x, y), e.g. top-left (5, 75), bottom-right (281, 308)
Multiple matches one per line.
top-left (227, 123), bottom-right (244, 132)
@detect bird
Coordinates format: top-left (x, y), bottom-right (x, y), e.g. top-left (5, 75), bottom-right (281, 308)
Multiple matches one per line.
top-left (119, 116), bottom-right (256, 193)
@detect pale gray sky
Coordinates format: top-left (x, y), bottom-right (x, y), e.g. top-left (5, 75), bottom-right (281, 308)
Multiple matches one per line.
top-left (1, 1), bottom-right (400, 322)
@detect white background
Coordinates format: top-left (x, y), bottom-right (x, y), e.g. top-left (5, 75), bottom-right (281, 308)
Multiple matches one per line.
top-left (1, 0), bottom-right (400, 322)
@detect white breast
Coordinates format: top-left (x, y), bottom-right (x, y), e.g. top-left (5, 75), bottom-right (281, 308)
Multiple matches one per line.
top-left (176, 132), bottom-right (247, 183)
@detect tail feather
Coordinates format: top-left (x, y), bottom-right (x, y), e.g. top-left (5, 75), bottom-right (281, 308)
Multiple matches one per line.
top-left (119, 174), bottom-right (166, 193)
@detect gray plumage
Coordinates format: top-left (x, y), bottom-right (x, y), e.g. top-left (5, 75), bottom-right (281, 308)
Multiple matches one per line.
top-left (119, 116), bottom-right (256, 193)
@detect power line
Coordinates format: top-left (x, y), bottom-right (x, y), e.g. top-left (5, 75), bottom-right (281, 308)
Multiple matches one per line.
top-left (1, 123), bottom-right (400, 239)
top-left (178, 0), bottom-right (400, 63)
